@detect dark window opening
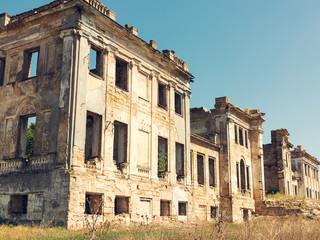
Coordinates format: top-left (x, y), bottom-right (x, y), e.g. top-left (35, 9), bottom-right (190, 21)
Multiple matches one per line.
top-left (19, 116), bottom-right (36, 159)
top-left (10, 195), bottom-right (28, 214)
top-left (287, 181), bottom-right (290, 194)
top-left (210, 206), bottom-right (217, 219)
top-left (158, 83), bottom-right (167, 109)
top-left (0, 58), bottom-right (5, 86)
top-left (23, 48), bottom-right (39, 79)
top-left (176, 142), bottom-right (184, 179)
top-left (85, 112), bottom-right (102, 162)
top-left (178, 202), bottom-right (187, 216)
top-left (89, 46), bottom-right (103, 77)
top-left (197, 154), bottom-right (204, 185)
top-left (236, 163), bottom-right (240, 188)
top-left (115, 196), bottom-right (129, 215)
top-left (243, 209), bottom-right (249, 221)
top-left (310, 189), bottom-right (312, 199)
top-left (160, 200), bottom-right (171, 216)
top-left (245, 131), bottom-right (248, 148)
top-left (115, 57), bottom-right (128, 90)
top-left (246, 166), bottom-right (250, 190)
top-left (158, 137), bottom-right (168, 177)
top-left (209, 158), bottom-right (215, 187)
top-left (190, 151), bottom-right (193, 181)
top-left (306, 188), bottom-right (309, 198)
top-left (85, 193), bottom-right (103, 215)
top-left (239, 128), bottom-right (244, 146)
top-left (294, 186), bottom-right (298, 195)
top-left (234, 125), bottom-right (238, 144)
top-left (113, 121), bottom-right (128, 167)
top-left (175, 92), bottom-right (182, 115)
top-left (305, 164), bottom-right (308, 176)
top-left (240, 160), bottom-right (246, 192)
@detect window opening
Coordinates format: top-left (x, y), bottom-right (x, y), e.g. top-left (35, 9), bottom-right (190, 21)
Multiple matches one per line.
top-left (158, 137), bottom-right (168, 177)
top-left (210, 206), bottom-right (217, 219)
top-left (246, 166), bottom-right (250, 189)
top-left (19, 116), bottom-right (36, 159)
top-left (209, 158), bottom-right (215, 187)
top-left (89, 46), bottom-right (103, 77)
top-left (160, 200), bottom-right (171, 216)
top-left (113, 121), bottom-right (128, 167)
top-left (0, 58), bottom-right (5, 86)
top-left (85, 112), bottom-right (102, 162)
top-left (239, 128), bottom-right (244, 146)
top-left (243, 209), bottom-right (249, 221)
top-left (158, 83), bottom-right (167, 109)
top-left (234, 125), bottom-right (238, 144)
top-left (85, 193), bottom-right (103, 215)
top-left (176, 142), bottom-right (184, 180)
top-left (197, 154), bottom-right (204, 185)
top-left (178, 202), bottom-right (187, 216)
top-left (115, 196), bottom-right (129, 215)
top-left (10, 195), bottom-right (28, 214)
top-left (245, 130), bottom-right (248, 148)
top-left (175, 92), bottom-right (182, 115)
top-left (240, 160), bottom-right (246, 192)
top-left (115, 57), bottom-right (128, 90)
top-left (23, 49), bottom-right (39, 79)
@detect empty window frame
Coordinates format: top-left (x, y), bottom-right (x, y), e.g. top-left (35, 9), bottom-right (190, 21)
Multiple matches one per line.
top-left (160, 200), bottom-right (171, 216)
top-left (19, 115), bottom-right (36, 159)
top-left (175, 92), bottom-right (182, 115)
top-left (239, 128), bottom-right (244, 146)
top-left (236, 163), bottom-right (240, 188)
top-left (115, 196), bottom-right (129, 215)
top-left (115, 57), bottom-right (128, 90)
top-left (305, 164), bottom-right (308, 176)
top-left (197, 154), bottom-right (204, 185)
top-left (158, 82), bottom-right (167, 109)
top-left (113, 121), bottom-right (128, 166)
top-left (176, 142), bottom-right (184, 179)
top-left (245, 130), bottom-right (248, 148)
top-left (10, 195), bottom-right (28, 214)
top-left (306, 188), bottom-right (309, 198)
top-left (243, 209), bottom-right (249, 221)
top-left (0, 58), bottom-right (5, 86)
top-left (234, 125), bottom-right (238, 144)
top-left (210, 206), bottom-right (217, 219)
top-left (178, 202), bottom-right (187, 216)
top-left (158, 137), bottom-right (168, 177)
top-left (209, 157), bottom-right (215, 187)
top-left (240, 160), bottom-right (246, 191)
top-left (89, 45), bottom-right (103, 77)
top-left (85, 112), bottom-right (102, 161)
top-left (23, 48), bottom-right (39, 79)
top-left (190, 151), bottom-right (193, 181)
top-left (85, 193), bottom-right (103, 215)
top-left (246, 166), bottom-right (250, 189)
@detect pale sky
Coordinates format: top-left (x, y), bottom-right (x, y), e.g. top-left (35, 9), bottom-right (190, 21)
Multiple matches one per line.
top-left (2, 0), bottom-right (320, 159)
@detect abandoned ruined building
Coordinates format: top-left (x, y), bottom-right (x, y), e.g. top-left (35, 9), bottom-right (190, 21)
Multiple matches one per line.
top-left (0, 0), bottom-right (319, 229)
top-left (264, 129), bottom-right (320, 199)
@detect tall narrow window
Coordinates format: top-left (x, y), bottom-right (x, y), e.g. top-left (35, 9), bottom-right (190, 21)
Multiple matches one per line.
top-left (19, 115), bottom-right (36, 159)
top-left (0, 58), bottom-right (5, 86)
top-left (160, 200), bottom-right (171, 216)
top-left (175, 142), bottom-right (184, 179)
top-left (89, 45), bottom-right (103, 77)
top-left (113, 121), bottom-right (128, 166)
top-left (115, 57), bottom-right (128, 90)
top-left (175, 92), bottom-right (182, 115)
top-left (178, 202), bottom-right (187, 216)
top-left (240, 160), bottom-right (246, 192)
top-left (197, 154), bottom-right (204, 185)
top-left (305, 164), bottom-right (307, 176)
top-left (236, 163), bottom-right (240, 188)
top-left (245, 131), bottom-right (248, 148)
top-left (209, 158), bottom-right (215, 187)
top-left (158, 137), bottom-right (168, 177)
top-left (239, 128), bottom-right (244, 146)
top-left (190, 151), bottom-right (193, 181)
top-left (234, 125), bottom-right (238, 144)
top-left (23, 48), bottom-right (39, 79)
top-left (85, 112), bottom-right (102, 162)
top-left (158, 83), bottom-right (167, 109)
top-left (246, 166), bottom-right (250, 189)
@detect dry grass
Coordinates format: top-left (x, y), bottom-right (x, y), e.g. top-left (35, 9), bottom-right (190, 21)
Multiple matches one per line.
top-left (2, 215), bottom-right (320, 239)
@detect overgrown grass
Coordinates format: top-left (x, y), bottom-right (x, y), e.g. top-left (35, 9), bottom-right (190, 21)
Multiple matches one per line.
top-left (266, 192), bottom-right (306, 201)
top-left (2, 216), bottom-right (320, 239)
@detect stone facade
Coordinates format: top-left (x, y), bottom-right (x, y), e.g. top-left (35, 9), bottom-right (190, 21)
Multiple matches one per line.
top-left (263, 129), bottom-right (320, 199)
top-left (263, 129), bottom-right (294, 195)
top-left (190, 97), bottom-right (265, 222)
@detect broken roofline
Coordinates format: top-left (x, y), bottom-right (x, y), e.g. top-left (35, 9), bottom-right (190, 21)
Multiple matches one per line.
top-left (1, 0), bottom-right (193, 80)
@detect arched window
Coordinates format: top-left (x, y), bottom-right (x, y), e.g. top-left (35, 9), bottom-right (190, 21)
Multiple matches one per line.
top-left (240, 159), bottom-right (246, 192)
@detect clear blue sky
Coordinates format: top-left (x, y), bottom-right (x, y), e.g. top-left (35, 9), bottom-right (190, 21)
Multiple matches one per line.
top-left (2, 0), bottom-right (320, 159)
